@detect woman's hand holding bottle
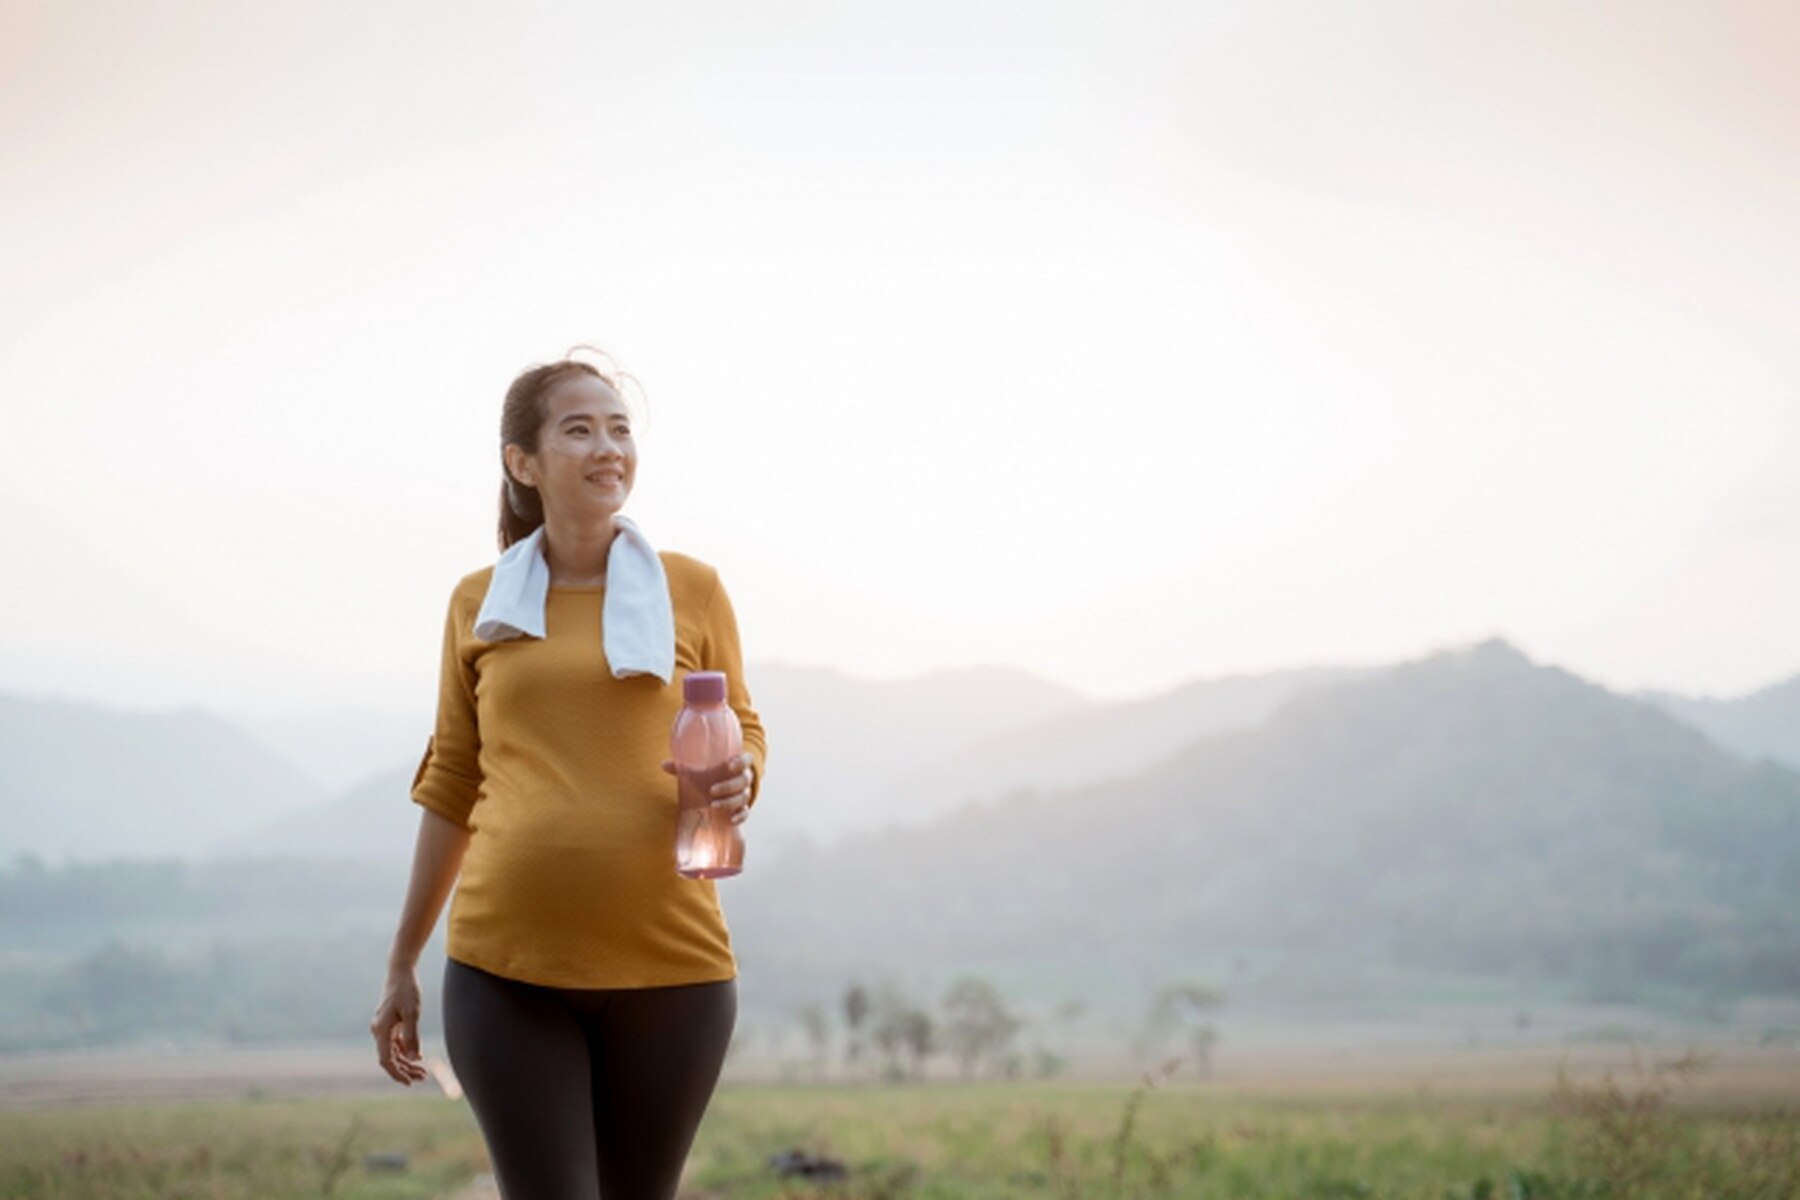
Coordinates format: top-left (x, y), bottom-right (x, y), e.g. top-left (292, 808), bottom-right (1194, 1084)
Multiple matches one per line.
top-left (661, 751), bottom-right (755, 826)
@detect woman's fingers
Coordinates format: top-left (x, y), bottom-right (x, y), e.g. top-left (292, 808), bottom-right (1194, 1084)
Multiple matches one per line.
top-left (376, 1029), bottom-right (410, 1084)
top-left (707, 758), bottom-right (754, 825)
top-left (373, 999), bottom-right (429, 1085)
top-left (382, 1030), bottom-right (408, 1085)
top-left (378, 1044), bottom-right (408, 1085)
top-left (399, 1021), bottom-right (426, 1086)
top-left (708, 754), bottom-right (754, 798)
top-left (390, 1025), bottom-right (427, 1084)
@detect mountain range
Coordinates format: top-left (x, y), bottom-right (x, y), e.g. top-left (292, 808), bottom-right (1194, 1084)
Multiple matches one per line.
top-left (4, 638), bottom-right (1797, 1047)
top-left (0, 694), bottom-right (324, 861)
top-left (4, 644), bottom-right (1798, 863)
top-left (724, 639), bottom-right (1800, 1011)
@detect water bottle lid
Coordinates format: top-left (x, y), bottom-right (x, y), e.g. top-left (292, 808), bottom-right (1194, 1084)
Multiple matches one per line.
top-left (683, 671), bottom-right (727, 704)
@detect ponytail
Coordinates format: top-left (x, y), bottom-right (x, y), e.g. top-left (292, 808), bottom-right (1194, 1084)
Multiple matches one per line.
top-left (497, 476), bottom-right (546, 550)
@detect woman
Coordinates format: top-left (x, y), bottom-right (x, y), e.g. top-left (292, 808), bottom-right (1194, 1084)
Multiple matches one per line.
top-left (371, 353), bottom-right (766, 1199)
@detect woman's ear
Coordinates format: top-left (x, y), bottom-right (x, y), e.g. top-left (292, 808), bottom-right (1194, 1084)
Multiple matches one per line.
top-left (503, 443), bottom-right (535, 487)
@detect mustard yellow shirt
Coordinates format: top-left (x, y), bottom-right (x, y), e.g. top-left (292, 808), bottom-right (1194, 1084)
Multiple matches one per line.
top-left (409, 551), bottom-right (767, 988)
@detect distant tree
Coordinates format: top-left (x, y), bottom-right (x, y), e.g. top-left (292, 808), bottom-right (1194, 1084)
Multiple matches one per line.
top-left (1144, 981), bottom-right (1225, 1077)
top-left (842, 983), bottom-right (870, 1075)
top-left (1189, 1026), bottom-right (1220, 1076)
top-left (899, 1007), bottom-right (935, 1079)
top-left (940, 976), bottom-right (1022, 1080)
top-left (39, 938), bottom-right (186, 1043)
top-left (868, 980), bottom-right (935, 1081)
top-left (869, 982), bottom-right (910, 1081)
top-left (797, 1003), bottom-right (831, 1080)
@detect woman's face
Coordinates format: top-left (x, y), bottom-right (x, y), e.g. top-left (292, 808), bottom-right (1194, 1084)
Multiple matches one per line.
top-left (505, 373), bottom-right (637, 525)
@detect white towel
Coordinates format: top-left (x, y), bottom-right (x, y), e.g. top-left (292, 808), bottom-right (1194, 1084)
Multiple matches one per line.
top-left (473, 515), bottom-right (676, 683)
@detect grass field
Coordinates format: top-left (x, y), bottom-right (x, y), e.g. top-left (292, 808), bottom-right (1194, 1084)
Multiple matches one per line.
top-left (2, 1048), bottom-right (1796, 1199)
top-left (0, 1093), bottom-right (484, 1200)
top-left (688, 1058), bottom-right (1800, 1200)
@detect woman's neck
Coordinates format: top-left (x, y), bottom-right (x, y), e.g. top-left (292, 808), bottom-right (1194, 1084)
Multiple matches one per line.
top-left (540, 515), bottom-right (618, 586)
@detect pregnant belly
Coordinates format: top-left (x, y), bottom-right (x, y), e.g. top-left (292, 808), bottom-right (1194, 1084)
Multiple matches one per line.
top-left (464, 796), bottom-right (679, 916)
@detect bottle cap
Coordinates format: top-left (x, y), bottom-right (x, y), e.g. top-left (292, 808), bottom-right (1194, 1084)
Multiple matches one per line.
top-left (683, 671), bottom-right (727, 704)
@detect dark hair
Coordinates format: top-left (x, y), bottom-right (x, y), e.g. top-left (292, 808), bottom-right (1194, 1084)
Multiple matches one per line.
top-left (497, 351), bottom-right (636, 549)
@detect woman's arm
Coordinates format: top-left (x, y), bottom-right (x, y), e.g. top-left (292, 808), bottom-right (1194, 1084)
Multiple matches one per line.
top-left (371, 807), bottom-right (471, 1085)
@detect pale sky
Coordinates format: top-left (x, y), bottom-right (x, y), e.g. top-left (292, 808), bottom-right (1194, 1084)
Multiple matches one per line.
top-left (3, 0), bottom-right (1796, 721)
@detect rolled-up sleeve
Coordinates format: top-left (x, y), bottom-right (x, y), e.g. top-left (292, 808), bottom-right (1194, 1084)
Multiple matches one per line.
top-left (410, 589), bottom-right (482, 830)
top-left (700, 570), bottom-right (767, 809)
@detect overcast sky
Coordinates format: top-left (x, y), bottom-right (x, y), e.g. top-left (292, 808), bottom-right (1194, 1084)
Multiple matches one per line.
top-left (3, 0), bottom-right (1796, 720)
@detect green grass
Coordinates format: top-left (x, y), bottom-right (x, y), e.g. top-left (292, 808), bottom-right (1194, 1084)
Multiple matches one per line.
top-left (2, 1065), bottom-right (1795, 1199)
top-left (685, 1062), bottom-right (1800, 1200)
top-left (0, 1094), bottom-right (486, 1200)
top-left (691, 1082), bottom-right (1553, 1198)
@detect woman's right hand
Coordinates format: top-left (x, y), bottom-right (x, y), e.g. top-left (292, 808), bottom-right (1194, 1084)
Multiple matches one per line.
top-left (371, 964), bottom-right (430, 1086)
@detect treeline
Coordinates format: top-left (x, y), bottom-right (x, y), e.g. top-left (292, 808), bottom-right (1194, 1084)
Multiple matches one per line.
top-left (0, 932), bottom-right (398, 1051)
top-left (0, 924), bottom-right (1232, 1067)
top-left (766, 978), bottom-right (1224, 1083)
top-left (0, 855), bottom-right (409, 1052)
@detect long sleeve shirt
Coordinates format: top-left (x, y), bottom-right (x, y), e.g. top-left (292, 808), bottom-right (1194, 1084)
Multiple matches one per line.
top-left (410, 550), bottom-right (766, 988)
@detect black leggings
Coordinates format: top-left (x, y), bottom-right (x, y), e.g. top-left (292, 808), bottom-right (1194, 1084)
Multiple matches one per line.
top-left (442, 956), bottom-right (737, 1200)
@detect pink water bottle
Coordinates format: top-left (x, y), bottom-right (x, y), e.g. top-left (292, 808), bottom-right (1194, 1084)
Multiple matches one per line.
top-left (671, 670), bottom-right (745, 878)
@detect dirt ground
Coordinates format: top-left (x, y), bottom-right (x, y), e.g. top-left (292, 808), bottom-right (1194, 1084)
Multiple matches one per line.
top-left (3, 1040), bottom-right (1796, 1110)
top-left (0, 1044), bottom-right (399, 1108)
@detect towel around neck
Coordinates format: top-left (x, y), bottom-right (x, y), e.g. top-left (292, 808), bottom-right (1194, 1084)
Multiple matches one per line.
top-left (472, 515), bottom-right (676, 682)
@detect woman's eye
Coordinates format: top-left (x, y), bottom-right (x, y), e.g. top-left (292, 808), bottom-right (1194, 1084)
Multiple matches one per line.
top-left (568, 425), bottom-right (589, 436)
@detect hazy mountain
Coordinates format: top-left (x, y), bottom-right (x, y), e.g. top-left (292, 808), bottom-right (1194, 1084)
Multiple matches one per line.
top-left (233, 660), bottom-right (1088, 857)
top-left (237, 707), bottom-right (432, 794)
top-left (0, 693), bottom-right (326, 861)
top-left (2, 663), bottom-right (1092, 861)
top-left (7, 638), bottom-right (1800, 1048)
top-left (886, 662), bottom-right (1381, 811)
top-left (727, 638), bottom-right (1800, 1010)
top-left (239, 662), bottom-right (1094, 849)
top-left (14, 649), bottom-right (1799, 885)
top-left (731, 662), bottom-right (1092, 840)
top-left (0, 854), bottom-right (407, 954)
top-left (1636, 675), bottom-right (1800, 772)
top-left (211, 766), bottom-right (422, 861)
